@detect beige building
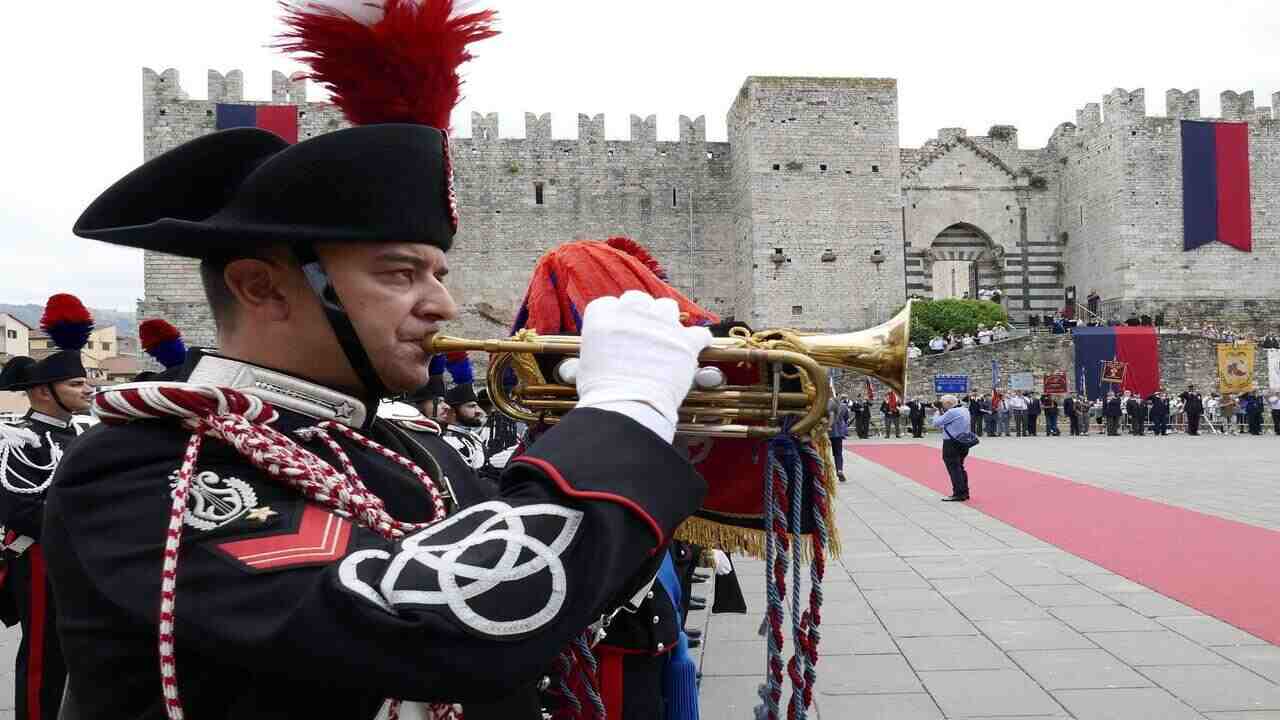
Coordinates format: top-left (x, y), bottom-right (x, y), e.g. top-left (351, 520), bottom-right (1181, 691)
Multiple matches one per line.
top-left (30, 325), bottom-right (120, 382)
top-left (1, 313), bottom-right (31, 360)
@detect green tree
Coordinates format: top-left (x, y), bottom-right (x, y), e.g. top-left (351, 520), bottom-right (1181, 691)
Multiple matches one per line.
top-left (906, 299), bottom-right (1009, 347)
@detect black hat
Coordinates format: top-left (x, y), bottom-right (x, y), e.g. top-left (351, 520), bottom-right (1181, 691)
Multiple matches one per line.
top-left (0, 294), bottom-right (92, 392)
top-left (73, 124), bottom-right (457, 256)
top-left (445, 382), bottom-right (477, 407)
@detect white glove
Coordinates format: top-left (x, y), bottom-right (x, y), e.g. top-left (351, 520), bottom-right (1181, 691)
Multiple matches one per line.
top-left (576, 291), bottom-right (713, 443)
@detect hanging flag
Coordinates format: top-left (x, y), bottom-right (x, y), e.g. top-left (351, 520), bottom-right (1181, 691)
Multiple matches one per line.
top-left (1073, 327), bottom-right (1160, 400)
top-left (216, 103), bottom-right (300, 143)
top-left (1182, 120), bottom-right (1251, 252)
top-left (865, 377), bottom-right (874, 402)
top-left (1217, 342), bottom-right (1256, 394)
top-left (1101, 361), bottom-right (1127, 385)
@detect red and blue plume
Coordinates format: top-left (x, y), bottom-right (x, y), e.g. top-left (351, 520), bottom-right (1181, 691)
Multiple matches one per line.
top-left (445, 352), bottom-right (474, 384)
top-left (278, 0), bottom-right (499, 129)
top-left (139, 319), bottom-right (188, 370)
top-left (40, 294), bottom-right (94, 352)
top-left (429, 350), bottom-right (473, 384)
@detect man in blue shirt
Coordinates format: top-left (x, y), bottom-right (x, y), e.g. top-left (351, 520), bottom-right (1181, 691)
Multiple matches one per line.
top-left (931, 395), bottom-right (973, 502)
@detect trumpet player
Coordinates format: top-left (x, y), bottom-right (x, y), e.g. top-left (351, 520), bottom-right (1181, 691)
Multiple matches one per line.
top-left (50, 2), bottom-right (711, 718)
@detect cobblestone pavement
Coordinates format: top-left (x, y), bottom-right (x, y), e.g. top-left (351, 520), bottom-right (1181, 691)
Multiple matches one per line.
top-left (699, 436), bottom-right (1280, 719)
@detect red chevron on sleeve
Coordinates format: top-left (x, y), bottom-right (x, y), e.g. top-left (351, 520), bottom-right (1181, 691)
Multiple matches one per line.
top-left (215, 505), bottom-right (352, 573)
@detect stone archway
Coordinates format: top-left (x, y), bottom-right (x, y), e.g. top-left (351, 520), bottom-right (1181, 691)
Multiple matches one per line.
top-left (915, 223), bottom-right (1004, 300)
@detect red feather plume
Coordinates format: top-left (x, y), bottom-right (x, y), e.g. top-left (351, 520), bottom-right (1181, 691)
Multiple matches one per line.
top-left (278, 0), bottom-right (499, 130)
top-left (139, 319), bottom-right (181, 351)
top-left (605, 237), bottom-right (668, 280)
top-left (40, 293), bottom-right (95, 352)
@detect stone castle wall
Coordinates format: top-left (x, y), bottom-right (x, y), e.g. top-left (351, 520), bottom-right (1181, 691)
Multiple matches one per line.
top-left (136, 69), bottom-right (1280, 357)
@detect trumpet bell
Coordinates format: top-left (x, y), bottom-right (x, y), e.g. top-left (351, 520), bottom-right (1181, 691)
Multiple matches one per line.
top-left (758, 301), bottom-right (912, 395)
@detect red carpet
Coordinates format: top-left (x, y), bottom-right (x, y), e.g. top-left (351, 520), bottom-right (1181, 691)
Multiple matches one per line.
top-left (849, 443), bottom-right (1280, 646)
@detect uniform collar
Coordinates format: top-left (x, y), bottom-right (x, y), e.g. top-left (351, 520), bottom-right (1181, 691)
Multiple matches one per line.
top-left (27, 410), bottom-right (71, 429)
top-left (184, 352), bottom-right (369, 429)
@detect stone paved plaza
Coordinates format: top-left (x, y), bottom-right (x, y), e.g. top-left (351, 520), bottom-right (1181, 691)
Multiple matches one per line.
top-left (698, 435), bottom-right (1280, 719)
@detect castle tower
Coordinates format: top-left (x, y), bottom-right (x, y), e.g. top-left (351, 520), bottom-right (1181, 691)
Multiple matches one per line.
top-left (728, 77), bottom-right (905, 331)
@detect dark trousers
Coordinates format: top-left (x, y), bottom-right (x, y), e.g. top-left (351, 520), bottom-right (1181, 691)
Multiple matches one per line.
top-left (6, 546), bottom-right (66, 720)
top-left (1273, 410), bottom-right (1280, 435)
top-left (830, 436), bottom-right (846, 473)
top-left (984, 414), bottom-right (998, 436)
top-left (910, 417), bottom-right (924, 437)
top-left (942, 440), bottom-right (970, 498)
top-left (854, 417), bottom-right (869, 439)
top-left (974, 415), bottom-right (984, 436)
top-left (1068, 414), bottom-right (1081, 435)
top-left (1132, 417), bottom-right (1145, 436)
top-left (1046, 411), bottom-right (1059, 436)
top-left (1249, 414), bottom-right (1263, 435)
top-left (1187, 412), bottom-right (1201, 435)
top-left (1152, 418), bottom-right (1168, 435)
top-left (1027, 415), bottom-right (1039, 436)
top-left (1106, 416), bottom-right (1120, 435)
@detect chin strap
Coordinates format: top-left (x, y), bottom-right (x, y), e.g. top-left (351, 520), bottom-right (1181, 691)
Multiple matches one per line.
top-left (293, 246), bottom-right (386, 424)
top-left (48, 383), bottom-right (76, 417)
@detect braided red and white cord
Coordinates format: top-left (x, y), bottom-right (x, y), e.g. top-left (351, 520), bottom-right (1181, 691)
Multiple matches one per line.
top-left (95, 384), bottom-right (457, 720)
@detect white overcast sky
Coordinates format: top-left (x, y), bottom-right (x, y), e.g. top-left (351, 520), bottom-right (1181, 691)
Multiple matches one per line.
top-left (3, 0), bottom-right (1279, 311)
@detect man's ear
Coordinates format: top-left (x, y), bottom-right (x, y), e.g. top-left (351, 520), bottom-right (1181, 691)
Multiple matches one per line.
top-left (224, 258), bottom-right (291, 323)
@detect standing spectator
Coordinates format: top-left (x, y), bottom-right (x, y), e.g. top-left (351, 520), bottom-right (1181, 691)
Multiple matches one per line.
top-left (881, 391), bottom-right (902, 438)
top-left (1042, 394), bottom-right (1061, 436)
top-left (984, 393), bottom-right (1000, 436)
top-left (1077, 394), bottom-right (1092, 436)
top-left (967, 394), bottom-right (984, 436)
top-left (1169, 394), bottom-right (1185, 433)
top-left (907, 397), bottom-right (927, 438)
top-left (828, 395), bottom-right (851, 482)
top-left (1104, 391), bottom-right (1123, 435)
top-left (1246, 390), bottom-right (1265, 435)
top-left (1008, 391), bottom-right (1028, 437)
top-left (1149, 391), bottom-right (1170, 436)
top-left (1269, 390), bottom-right (1280, 435)
top-left (1219, 393), bottom-right (1238, 435)
top-left (1181, 385), bottom-right (1204, 436)
top-left (996, 392), bottom-right (1011, 436)
top-left (932, 395), bottom-right (973, 502)
top-left (1205, 393), bottom-right (1222, 432)
top-left (852, 393), bottom-right (872, 439)
top-left (1064, 394), bottom-right (1079, 436)
top-left (1234, 393), bottom-right (1248, 434)
top-left (1124, 391), bottom-right (1142, 435)
top-left (1026, 391), bottom-right (1041, 436)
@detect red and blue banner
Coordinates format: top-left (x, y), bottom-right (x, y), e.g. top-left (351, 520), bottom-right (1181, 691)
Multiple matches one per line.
top-left (1181, 120), bottom-right (1251, 252)
top-left (1073, 327), bottom-right (1160, 400)
top-left (215, 104), bottom-right (299, 144)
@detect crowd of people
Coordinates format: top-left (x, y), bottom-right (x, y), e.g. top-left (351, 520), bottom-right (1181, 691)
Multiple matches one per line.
top-left (830, 385), bottom-right (1280, 441)
top-left (918, 323), bottom-right (1015, 356)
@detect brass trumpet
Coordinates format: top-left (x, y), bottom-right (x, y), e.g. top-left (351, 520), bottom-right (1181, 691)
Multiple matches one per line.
top-left (425, 302), bottom-right (912, 439)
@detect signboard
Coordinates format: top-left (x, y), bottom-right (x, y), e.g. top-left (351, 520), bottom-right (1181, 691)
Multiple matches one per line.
top-left (933, 375), bottom-right (969, 394)
top-left (1043, 372), bottom-right (1069, 394)
top-left (1009, 372), bottom-right (1035, 391)
top-left (1217, 342), bottom-right (1255, 394)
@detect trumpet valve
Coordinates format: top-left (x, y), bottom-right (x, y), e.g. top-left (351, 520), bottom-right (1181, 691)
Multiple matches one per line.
top-left (554, 358), bottom-right (580, 385)
top-left (693, 366), bottom-right (727, 390)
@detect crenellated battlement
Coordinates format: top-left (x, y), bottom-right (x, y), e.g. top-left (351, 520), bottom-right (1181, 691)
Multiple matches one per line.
top-left (1165, 89), bottom-right (1200, 119)
top-left (1103, 88), bottom-right (1146, 125)
top-left (463, 110), bottom-right (709, 145)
